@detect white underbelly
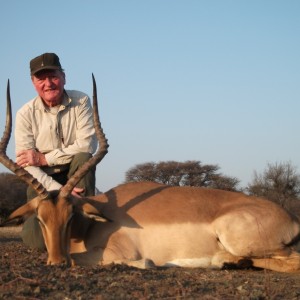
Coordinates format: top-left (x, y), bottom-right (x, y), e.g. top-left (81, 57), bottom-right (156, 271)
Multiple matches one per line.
top-left (123, 222), bottom-right (218, 266)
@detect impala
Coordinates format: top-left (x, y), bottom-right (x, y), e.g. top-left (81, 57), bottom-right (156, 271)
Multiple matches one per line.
top-left (1, 77), bottom-right (300, 272)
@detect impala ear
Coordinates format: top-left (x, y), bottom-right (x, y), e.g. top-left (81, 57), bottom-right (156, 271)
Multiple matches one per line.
top-left (72, 198), bottom-right (110, 222)
top-left (80, 203), bottom-right (108, 222)
top-left (0, 197), bottom-right (40, 226)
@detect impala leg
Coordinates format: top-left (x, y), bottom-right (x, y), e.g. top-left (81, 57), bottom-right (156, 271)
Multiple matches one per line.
top-left (112, 258), bottom-right (156, 269)
top-left (211, 250), bottom-right (248, 269)
top-left (251, 251), bottom-right (300, 273)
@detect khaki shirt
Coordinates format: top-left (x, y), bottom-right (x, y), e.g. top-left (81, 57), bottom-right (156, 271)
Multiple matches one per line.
top-left (15, 90), bottom-right (97, 191)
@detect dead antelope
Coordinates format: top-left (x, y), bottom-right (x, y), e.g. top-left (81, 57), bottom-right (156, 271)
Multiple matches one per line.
top-left (1, 78), bottom-right (300, 272)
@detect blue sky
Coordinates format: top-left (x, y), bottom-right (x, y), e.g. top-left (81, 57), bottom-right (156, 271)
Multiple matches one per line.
top-left (0, 0), bottom-right (299, 192)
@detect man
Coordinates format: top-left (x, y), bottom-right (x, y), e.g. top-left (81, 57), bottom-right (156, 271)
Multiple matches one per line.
top-left (15, 52), bottom-right (97, 248)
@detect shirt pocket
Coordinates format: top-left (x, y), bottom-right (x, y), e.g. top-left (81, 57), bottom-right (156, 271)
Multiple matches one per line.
top-left (35, 116), bottom-right (60, 152)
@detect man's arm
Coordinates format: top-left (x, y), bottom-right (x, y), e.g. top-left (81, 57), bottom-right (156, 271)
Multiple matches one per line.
top-left (15, 105), bottom-right (62, 191)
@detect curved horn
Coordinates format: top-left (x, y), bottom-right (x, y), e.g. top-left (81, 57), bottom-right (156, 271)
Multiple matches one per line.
top-left (0, 80), bottom-right (49, 199)
top-left (59, 74), bottom-right (109, 198)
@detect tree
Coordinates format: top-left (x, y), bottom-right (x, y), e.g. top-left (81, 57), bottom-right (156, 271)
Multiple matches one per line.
top-left (246, 162), bottom-right (300, 208)
top-left (125, 160), bottom-right (240, 191)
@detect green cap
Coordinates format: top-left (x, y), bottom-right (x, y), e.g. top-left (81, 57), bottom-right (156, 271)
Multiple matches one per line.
top-left (30, 53), bottom-right (63, 75)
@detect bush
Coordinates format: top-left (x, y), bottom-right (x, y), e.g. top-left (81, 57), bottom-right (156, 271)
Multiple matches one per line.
top-left (0, 172), bottom-right (27, 219)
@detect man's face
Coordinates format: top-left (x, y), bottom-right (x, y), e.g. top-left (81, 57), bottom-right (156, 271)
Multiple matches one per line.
top-left (31, 70), bottom-right (66, 107)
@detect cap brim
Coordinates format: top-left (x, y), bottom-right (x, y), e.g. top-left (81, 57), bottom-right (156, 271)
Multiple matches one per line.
top-left (31, 66), bottom-right (61, 76)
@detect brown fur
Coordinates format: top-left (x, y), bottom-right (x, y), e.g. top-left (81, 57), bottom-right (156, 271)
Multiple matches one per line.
top-left (5, 181), bottom-right (300, 272)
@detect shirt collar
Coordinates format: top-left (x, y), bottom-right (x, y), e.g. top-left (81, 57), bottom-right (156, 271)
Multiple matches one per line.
top-left (35, 90), bottom-right (72, 111)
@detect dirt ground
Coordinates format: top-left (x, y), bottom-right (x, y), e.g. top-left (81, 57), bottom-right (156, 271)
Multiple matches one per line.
top-left (1, 227), bottom-right (300, 300)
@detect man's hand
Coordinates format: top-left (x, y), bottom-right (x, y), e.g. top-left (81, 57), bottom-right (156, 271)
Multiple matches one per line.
top-left (71, 187), bottom-right (85, 198)
top-left (16, 149), bottom-right (46, 168)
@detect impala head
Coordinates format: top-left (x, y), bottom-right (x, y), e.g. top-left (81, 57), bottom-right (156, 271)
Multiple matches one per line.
top-left (0, 75), bottom-right (109, 265)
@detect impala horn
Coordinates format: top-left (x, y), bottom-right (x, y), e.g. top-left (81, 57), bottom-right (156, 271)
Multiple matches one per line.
top-left (0, 80), bottom-right (49, 199)
top-left (59, 74), bottom-right (109, 198)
